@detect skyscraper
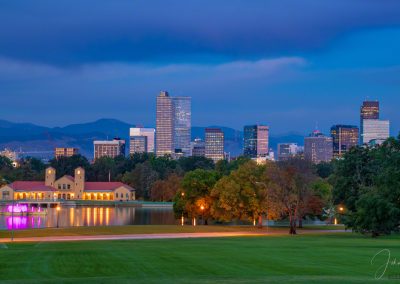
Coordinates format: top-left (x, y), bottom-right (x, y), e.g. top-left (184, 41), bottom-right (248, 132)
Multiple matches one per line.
top-left (361, 119), bottom-right (390, 145)
top-left (330, 125), bottom-right (359, 158)
top-left (205, 128), bottom-right (224, 163)
top-left (361, 101), bottom-right (379, 120)
top-left (359, 100), bottom-right (390, 145)
top-left (129, 127), bottom-right (155, 154)
top-left (360, 100), bottom-right (379, 144)
top-left (93, 138), bottom-right (126, 160)
top-left (156, 91), bottom-right (192, 157)
top-left (156, 91), bottom-right (174, 156)
top-left (172, 97), bottom-right (191, 156)
top-left (243, 125), bottom-right (269, 158)
top-left (304, 130), bottom-right (333, 164)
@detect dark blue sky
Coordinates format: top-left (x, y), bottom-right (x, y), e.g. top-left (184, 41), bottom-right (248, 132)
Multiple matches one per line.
top-left (1, 0), bottom-right (400, 135)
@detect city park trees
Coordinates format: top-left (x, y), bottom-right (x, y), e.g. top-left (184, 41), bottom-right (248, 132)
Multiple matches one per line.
top-left (174, 159), bottom-right (326, 234)
top-left (332, 136), bottom-right (400, 237)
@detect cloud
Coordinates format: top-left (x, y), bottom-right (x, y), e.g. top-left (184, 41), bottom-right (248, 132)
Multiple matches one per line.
top-left (1, 0), bottom-right (400, 66)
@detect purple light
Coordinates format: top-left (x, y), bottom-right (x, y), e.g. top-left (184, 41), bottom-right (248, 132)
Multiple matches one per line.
top-left (7, 216), bottom-right (28, 230)
top-left (7, 204), bottom-right (28, 213)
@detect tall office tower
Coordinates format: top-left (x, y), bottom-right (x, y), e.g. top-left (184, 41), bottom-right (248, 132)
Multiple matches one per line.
top-left (304, 130), bottom-right (333, 164)
top-left (55, 148), bottom-right (79, 159)
top-left (205, 128), bottom-right (224, 163)
top-left (129, 128), bottom-right (155, 154)
top-left (93, 138), bottom-right (126, 160)
top-left (172, 97), bottom-right (191, 156)
top-left (243, 125), bottom-right (269, 158)
top-left (360, 101), bottom-right (379, 144)
top-left (361, 101), bottom-right (379, 120)
top-left (156, 91), bottom-right (174, 156)
top-left (330, 125), bottom-right (359, 158)
top-left (190, 138), bottom-right (205, 157)
top-left (277, 143), bottom-right (301, 161)
top-left (361, 119), bottom-right (390, 145)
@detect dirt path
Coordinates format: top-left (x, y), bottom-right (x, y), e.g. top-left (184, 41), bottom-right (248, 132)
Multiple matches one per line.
top-left (0, 230), bottom-right (347, 243)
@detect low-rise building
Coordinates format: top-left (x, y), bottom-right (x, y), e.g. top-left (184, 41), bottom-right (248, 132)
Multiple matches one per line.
top-left (0, 167), bottom-right (135, 201)
top-left (55, 147), bottom-right (79, 159)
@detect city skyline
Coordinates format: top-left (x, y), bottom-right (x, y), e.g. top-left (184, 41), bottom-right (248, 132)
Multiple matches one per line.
top-left (0, 1), bottom-right (400, 135)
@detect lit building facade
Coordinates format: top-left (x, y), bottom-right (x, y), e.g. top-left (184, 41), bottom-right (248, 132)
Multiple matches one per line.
top-left (156, 91), bottom-right (174, 156)
top-left (0, 167), bottom-right (135, 201)
top-left (205, 128), bottom-right (224, 163)
top-left (129, 128), bottom-right (155, 154)
top-left (277, 143), bottom-right (302, 161)
top-left (55, 147), bottom-right (79, 159)
top-left (190, 138), bottom-right (205, 157)
top-left (304, 130), bottom-right (333, 163)
top-left (330, 125), bottom-right (359, 158)
top-left (360, 100), bottom-right (379, 144)
top-left (361, 119), bottom-right (390, 145)
top-left (243, 125), bottom-right (269, 158)
top-left (172, 97), bottom-right (191, 156)
top-left (94, 138), bottom-right (126, 160)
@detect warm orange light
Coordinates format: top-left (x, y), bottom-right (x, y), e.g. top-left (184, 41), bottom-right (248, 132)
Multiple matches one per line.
top-left (200, 205), bottom-right (205, 211)
top-left (48, 170), bottom-right (52, 174)
top-left (339, 207), bottom-right (344, 212)
top-left (56, 206), bottom-right (61, 211)
top-left (181, 192), bottom-right (185, 197)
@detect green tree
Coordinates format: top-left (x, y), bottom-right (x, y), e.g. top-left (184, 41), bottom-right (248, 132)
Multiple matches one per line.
top-left (122, 161), bottom-right (159, 200)
top-left (211, 161), bottom-right (268, 227)
top-left (91, 156), bottom-right (117, 181)
top-left (178, 156), bottom-right (214, 172)
top-left (49, 155), bottom-right (91, 178)
top-left (173, 169), bottom-right (219, 224)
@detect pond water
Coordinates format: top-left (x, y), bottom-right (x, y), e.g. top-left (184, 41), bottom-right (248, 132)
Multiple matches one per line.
top-left (0, 206), bottom-right (177, 230)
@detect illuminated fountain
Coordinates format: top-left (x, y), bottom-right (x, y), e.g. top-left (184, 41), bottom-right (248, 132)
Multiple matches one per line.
top-left (1, 204), bottom-right (47, 216)
top-left (7, 204), bottom-right (28, 214)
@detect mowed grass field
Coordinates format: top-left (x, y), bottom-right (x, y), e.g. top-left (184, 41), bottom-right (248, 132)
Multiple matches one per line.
top-left (0, 233), bottom-right (399, 283)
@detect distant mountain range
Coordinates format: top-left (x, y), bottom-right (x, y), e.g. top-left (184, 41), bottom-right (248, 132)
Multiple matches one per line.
top-left (0, 119), bottom-right (305, 159)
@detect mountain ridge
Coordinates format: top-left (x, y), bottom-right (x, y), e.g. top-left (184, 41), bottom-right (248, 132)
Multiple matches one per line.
top-left (0, 119), bottom-right (305, 159)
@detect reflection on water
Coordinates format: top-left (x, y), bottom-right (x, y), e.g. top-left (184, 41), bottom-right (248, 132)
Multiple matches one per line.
top-left (0, 206), bottom-right (176, 230)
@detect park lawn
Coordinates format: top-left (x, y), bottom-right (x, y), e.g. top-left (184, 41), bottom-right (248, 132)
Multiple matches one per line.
top-left (0, 233), bottom-right (398, 283)
top-left (0, 225), bottom-right (344, 239)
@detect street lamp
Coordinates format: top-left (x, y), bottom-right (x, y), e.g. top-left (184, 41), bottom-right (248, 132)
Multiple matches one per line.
top-left (200, 205), bottom-right (205, 225)
top-left (181, 192), bottom-right (185, 226)
top-left (56, 206), bottom-right (61, 228)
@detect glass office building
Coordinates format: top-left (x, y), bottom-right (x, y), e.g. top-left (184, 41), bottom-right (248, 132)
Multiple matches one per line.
top-left (205, 128), bottom-right (224, 163)
top-left (330, 125), bottom-right (359, 158)
top-left (243, 125), bottom-right (269, 158)
top-left (172, 97), bottom-right (191, 156)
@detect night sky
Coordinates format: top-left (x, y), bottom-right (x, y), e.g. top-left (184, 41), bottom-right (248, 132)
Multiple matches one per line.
top-left (1, 0), bottom-right (400, 135)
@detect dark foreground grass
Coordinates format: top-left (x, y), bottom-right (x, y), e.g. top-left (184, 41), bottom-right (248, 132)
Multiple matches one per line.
top-left (0, 233), bottom-right (399, 283)
top-left (0, 225), bottom-right (345, 239)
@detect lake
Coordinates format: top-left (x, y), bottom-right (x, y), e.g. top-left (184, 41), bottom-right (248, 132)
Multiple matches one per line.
top-left (0, 206), bottom-right (177, 230)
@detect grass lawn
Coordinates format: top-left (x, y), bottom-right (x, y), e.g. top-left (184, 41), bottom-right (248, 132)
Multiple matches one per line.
top-left (0, 225), bottom-right (345, 239)
top-left (0, 233), bottom-right (398, 283)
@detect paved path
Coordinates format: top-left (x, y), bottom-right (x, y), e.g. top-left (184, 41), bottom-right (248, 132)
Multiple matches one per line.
top-left (0, 230), bottom-right (347, 243)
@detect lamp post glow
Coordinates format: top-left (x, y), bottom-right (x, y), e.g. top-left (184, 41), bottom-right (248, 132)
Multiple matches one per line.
top-left (200, 205), bottom-right (205, 225)
top-left (56, 206), bottom-right (61, 228)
